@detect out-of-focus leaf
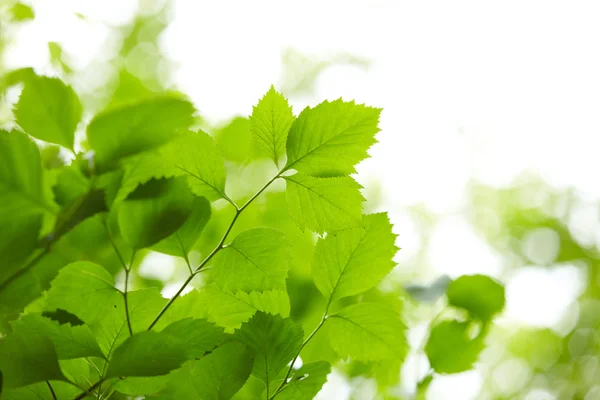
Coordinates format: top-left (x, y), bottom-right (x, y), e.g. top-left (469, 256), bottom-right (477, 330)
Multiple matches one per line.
top-left (0, 333), bottom-right (65, 389)
top-left (425, 320), bottom-right (485, 374)
top-left (86, 95), bottom-right (195, 169)
top-left (446, 274), bottom-right (505, 322)
top-left (0, 130), bottom-right (55, 275)
top-left (117, 177), bottom-right (195, 249)
top-left (14, 74), bottom-right (82, 149)
top-left (105, 331), bottom-right (187, 378)
top-left (151, 196), bottom-right (211, 257)
top-left (405, 275), bottom-right (452, 303)
top-left (9, 3), bottom-right (35, 21)
top-left (10, 314), bottom-right (104, 360)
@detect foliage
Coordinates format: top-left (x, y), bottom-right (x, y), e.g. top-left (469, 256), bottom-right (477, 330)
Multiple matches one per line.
top-left (0, 3), bottom-right (518, 399)
top-left (0, 69), bottom-right (428, 399)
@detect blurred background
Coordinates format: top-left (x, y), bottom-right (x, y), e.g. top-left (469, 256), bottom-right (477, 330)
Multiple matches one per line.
top-left (2, 0), bottom-right (600, 399)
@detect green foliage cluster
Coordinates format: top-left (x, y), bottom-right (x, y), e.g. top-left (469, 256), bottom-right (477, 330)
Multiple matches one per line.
top-left (0, 71), bottom-right (400, 399)
top-left (0, 4), bottom-right (514, 399)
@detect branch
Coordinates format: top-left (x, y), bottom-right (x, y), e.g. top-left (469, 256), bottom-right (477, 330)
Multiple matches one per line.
top-left (146, 172), bottom-right (283, 331)
top-left (105, 217), bottom-right (134, 336)
top-left (270, 314), bottom-right (328, 399)
top-left (46, 381), bottom-right (58, 400)
top-left (72, 379), bottom-right (105, 400)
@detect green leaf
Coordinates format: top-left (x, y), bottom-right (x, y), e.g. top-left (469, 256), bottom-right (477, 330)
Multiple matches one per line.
top-left (201, 284), bottom-right (290, 330)
top-left (175, 131), bottom-right (228, 202)
top-left (151, 196), bottom-right (211, 257)
top-left (0, 333), bottom-right (65, 389)
top-left (249, 86), bottom-right (294, 166)
top-left (45, 261), bottom-right (120, 324)
top-left (212, 228), bottom-right (289, 292)
top-left (313, 213), bottom-right (398, 305)
top-left (157, 342), bottom-right (254, 400)
top-left (117, 177), bottom-right (195, 249)
top-left (235, 312), bottom-right (303, 387)
top-left (446, 274), bottom-right (505, 322)
top-left (425, 320), bottom-right (484, 374)
top-left (87, 95), bottom-right (195, 169)
top-left (10, 314), bottom-right (104, 360)
top-left (285, 99), bottom-right (381, 176)
top-left (160, 318), bottom-right (224, 359)
top-left (0, 130), bottom-right (54, 274)
top-left (90, 288), bottom-right (167, 356)
top-left (327, 302), bottom-right (406, 361)
top-left (284, 173), bottom-right (364, 234)
top-left (1, 381), bottom-right (80, 399)
top-left (277, 361), bottom-right (330, 400)
top-left (405, 275), bottom-right (452, 303)
top-left (9, 3), bottom-right (35, 21)
top-left (105, 331), bottom-right (187, 378)
top-left (14, 75), bottom-right (82, 150)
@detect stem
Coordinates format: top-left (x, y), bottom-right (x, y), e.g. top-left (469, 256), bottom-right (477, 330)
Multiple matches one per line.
top-left (123, 251), bottom-right (136, 336)
top-left (0, 247), bottom-right (49, 292)
top-left (46, 381), bottom-right (58, 400)
top-left (73, 379), bottom-right (105, 400)
top-left (270, 314), bottom-right (328, 399)
top-left (146, 172), bottom-right (283, 331)
top-left (0, 178), bottom-right (97, 294)
top-left (106, 218), bottom-right (135, 336)
top-left (147, 272), bottom-right (195, 330)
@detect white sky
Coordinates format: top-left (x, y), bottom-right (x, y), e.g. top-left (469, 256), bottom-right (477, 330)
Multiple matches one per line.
top-left (6, 1), bottom-right (600, 398)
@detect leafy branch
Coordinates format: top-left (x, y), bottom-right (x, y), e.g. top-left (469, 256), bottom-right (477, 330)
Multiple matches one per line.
top-left (146, 172), bottom-right (283, 330)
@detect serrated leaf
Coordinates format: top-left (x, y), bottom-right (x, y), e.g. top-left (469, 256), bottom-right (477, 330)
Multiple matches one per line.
top-left (0, 333), bottom-right (66, 389)
top-left (284, 173), bottom-right (364, 234)
top-left (327, 302), bottom-right (406, 362)
top-left (105, 331), bottom-right (187, 378)
top-left (87, 95), bottom-right (195, 169)
top-left (313, 213), bottom-right (398, 304)
top-left (277, 361), bottom-right (330, 400)
top-left (45, 261), bottom-right (120, 324)
top-left (0, 130), bottom-right (54, 275)
top-left (212, 228), bottom-right (289, 292)
top-left (175, 130), bottom-right (228, 201)
top-left (160, 318), bottom-right (224, 359)
top-left (117, 177), bottom-right (195, 249)
top-left (425, 320), bottom-right (484, 374)
top-left (11, 314), bottom-right (104, 360)
top-left (201, 284), bottom-right (290, 330)
top-left (157, 342), bottom-right (254, 400)
top-left (151, 196), bottom-right (211, 257)
top-left (235, 312), bottom-right (303, 387)
top-left (249, 86), bottom-right (294, 165)
top-left (14, 75), bottom-right (81, 149)
top-left (91, 288), bottom-right (167, 356)
top-left (285, 99), bottom-right (381, 176)
top-left (446, 274), bottom-right (505, 322)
